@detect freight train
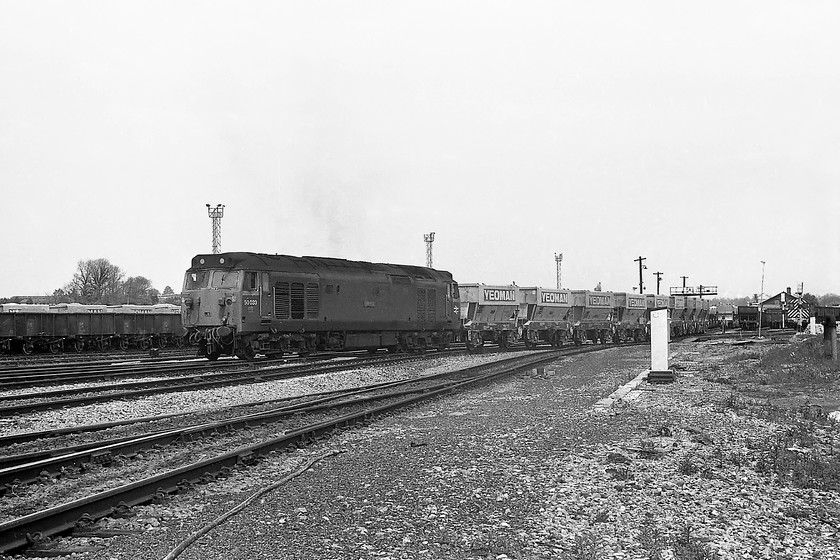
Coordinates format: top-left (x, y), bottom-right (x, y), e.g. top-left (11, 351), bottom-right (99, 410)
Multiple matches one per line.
top-left (180, 251), bottom-right (710, 360)
top-left (458, 285), bottom-right (704, 351)
top-left (0, 303), bottom-right (183, 355)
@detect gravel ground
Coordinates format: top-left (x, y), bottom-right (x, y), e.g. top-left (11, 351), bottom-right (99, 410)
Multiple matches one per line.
top-left (0, 354), bottom-right (510, 436)
top-left (9, 341), bottom-right (840, 560)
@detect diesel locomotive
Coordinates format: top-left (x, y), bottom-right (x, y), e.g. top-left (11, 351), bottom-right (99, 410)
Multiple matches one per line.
top-left (181, 252), bottom-right (461, 360)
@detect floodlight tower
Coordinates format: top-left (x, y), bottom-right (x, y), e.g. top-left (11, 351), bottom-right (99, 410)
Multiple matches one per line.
top-left (555, 252), bottom-right (563, 289)
top-left (206, 204), bottom-right (225, 254)
top-left (424, 232), bottom-right (435, 268)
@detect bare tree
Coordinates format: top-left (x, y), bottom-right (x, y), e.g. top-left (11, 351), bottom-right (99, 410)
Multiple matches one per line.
top-left (68, 259), bottom-right (124, 303)
top-left (121, 276), bottom-right (159, 304)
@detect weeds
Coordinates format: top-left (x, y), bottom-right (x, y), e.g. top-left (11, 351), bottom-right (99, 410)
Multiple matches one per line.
top-left (639, 519), bottom-right (714, 560)
top-left (562, 532), bottom-right (601, 560)
top-left (753, 435), bottom-right (840, 490)
top-left (677, 454), bottom-right (703, 475)
top-left (672, 522), bottom-right (716, 560)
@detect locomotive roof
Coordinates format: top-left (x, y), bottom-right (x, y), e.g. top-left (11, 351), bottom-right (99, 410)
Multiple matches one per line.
top-left (189, 252), bottom-right (453, 281)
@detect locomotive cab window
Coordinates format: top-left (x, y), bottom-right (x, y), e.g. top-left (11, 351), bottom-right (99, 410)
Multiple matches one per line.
top-left (184, 271), bottom-right (209, 290)
top-left (244, 272), bottom-right (258, 291)
top-left (210, 270), bottom-right (240, 289)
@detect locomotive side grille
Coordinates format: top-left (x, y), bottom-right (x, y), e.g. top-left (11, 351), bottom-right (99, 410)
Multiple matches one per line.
top-left (306, 283), bottom-right (319, 318)
top-left (427, 288), bottom-right (437, 321)
top-left (274, 282), bottom-right (290, 319)
top-left (389, 275), bottom-right (411, 285)
top-left (291, 283), bottom-right (305, 319)
top-left (417, 289), bottom-right (426, 321)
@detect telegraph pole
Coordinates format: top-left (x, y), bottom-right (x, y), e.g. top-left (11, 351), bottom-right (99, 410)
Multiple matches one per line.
top-left (634, 256), bottom-right (646, 294)
top-left (424, 232), bottom-right (435, 268)
top-left (681, 275), bottom-right (688, 288)
top-left (555, 253), bottom-right (563, 289)
top-left (206, 204), bottom-right (225, 254)
top-left (653, 272), bottom-right (663, 295)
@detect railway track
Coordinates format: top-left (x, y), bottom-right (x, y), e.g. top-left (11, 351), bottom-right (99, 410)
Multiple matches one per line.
top-left (0, 344), bottom-right (628, 555)
top-left (0, 351), bottom-right (475, 417)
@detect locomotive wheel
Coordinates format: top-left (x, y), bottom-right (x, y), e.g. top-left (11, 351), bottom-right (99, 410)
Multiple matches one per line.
top-left (235, 345), bottom-right (256, 361)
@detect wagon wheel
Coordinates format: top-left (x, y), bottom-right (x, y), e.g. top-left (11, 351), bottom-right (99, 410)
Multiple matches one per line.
top-left (174, 336), bottom-right (184, 348)
top-left (524, 332), bottom-right (536, 349)
top-left (140, 338), bottom-right (151, 351)
top-left (49, 341), bottom-right (62, 354)
top-left (497, 333), bottom-right (508, 350)
top-left (206, 349), bottom-right (221, 361)
top-left (96, 339), bottom-right (108, 352)
top-left (73, 339), bottom-right (84, 353)
top-left (22, 341), bottom-right (34, 355)
top-left (119, 338), bottom-right (129, 351)
top-left (157, 337), bottom-right (167, 349)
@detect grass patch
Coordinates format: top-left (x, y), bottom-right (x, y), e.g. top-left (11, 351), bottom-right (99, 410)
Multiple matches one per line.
top-left (716, 336), bottom-right (840, 386)
top-left (719, 394), bottom-right (840, 490)
top-left (757, 337), bottom-right (840, 384)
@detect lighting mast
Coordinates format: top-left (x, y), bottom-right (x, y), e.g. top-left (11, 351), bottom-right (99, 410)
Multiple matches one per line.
top-left (206, 204), bottom-right (225, 254)
top-left (555, 252), bottom-right (563, 289)
top-left (424, 232), bottom-right (435, 268)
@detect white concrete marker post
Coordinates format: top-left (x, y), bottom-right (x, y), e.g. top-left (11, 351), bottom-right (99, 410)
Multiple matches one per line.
top-left (648, 309), bottom-right (674, 382)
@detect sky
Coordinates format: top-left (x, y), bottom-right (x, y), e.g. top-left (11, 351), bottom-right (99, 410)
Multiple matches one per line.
top-left (1, 1), bottom-right (838, 300)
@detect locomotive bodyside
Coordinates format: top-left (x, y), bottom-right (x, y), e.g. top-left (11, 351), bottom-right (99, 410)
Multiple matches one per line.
top-left (181, 252), bottom-right (460, 359)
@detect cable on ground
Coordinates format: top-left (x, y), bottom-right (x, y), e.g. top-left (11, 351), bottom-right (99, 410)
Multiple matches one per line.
top-left (161, 449), bottom-right (342, 560)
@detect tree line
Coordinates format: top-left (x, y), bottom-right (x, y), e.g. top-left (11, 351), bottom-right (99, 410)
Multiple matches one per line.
top-left (1, 258), bottom-right (177, 305)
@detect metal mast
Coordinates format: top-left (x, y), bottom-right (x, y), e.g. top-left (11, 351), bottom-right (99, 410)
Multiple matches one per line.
top-left (555, 252), bottom-right (563, 289)
top-left (759, 260), bottom-right (766, 338)
top-left (206, 204), bottom-right (225, 254)
top-left (424, 232), bottom-right (435, 268)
